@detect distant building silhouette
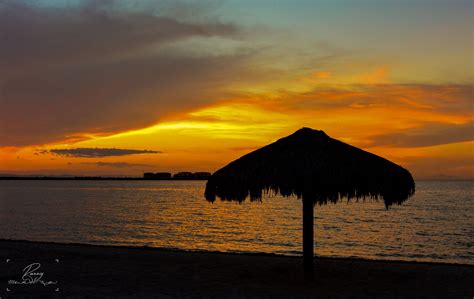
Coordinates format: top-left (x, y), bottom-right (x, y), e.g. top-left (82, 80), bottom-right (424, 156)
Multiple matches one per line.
top-left (143, 172), bottom-right (172, 180)
top-left (193, 172), bottom-right (211, 180)
top-left (143, 171), bottom-right (211, 180)
top-left (173, 172), bottom-right (194, 180)
top-left (155, 172), bottom-right (172, 179)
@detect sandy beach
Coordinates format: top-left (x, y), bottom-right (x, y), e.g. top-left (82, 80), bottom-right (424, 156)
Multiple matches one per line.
top-left (1, 239), bottom-right (472, 298)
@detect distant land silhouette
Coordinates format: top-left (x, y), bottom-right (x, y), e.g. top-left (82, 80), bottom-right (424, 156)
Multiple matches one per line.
top-left (145, 172), bottom-right (211, 180)
top-left (0, 172), bottom-right (211, 180)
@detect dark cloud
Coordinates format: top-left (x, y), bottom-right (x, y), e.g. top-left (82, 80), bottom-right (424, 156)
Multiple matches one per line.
top-left (369, 122), bottom-right (474, 147)
top-left (0, 0), bottom-right (259, 146)
top-left (81, 161), bottom-right (154, 168)
top-left (46, 148), bottom-right (161, 158)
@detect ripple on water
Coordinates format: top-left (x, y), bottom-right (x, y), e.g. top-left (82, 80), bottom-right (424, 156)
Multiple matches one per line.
top-left (0, 180), bottom-right (473, 265)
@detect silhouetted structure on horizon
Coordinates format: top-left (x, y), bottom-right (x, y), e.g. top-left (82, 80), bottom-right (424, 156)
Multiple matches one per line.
top-left (193, 172), bottom-right (212, 180)
top-left (144, 172), bottom-right (172, 180)
top-left (173, 172), bottom-right (194, 180)
top-left (143, 172), bottom-right (211, 180)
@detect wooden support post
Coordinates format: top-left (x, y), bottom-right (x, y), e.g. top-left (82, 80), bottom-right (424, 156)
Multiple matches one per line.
top-left (303, 196), bottom-right (314, 279)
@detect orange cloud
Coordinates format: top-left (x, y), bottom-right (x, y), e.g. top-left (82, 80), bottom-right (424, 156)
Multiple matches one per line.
top-left (356, 66), bottom-right (389, 84)
top-left (313, 71), bottom-right (332, 79)
top-left (1, 83), bottom-right (472, 178)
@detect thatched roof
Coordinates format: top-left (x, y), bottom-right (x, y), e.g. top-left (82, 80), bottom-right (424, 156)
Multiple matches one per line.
top-left (205, 128), bottom-right (415, 207)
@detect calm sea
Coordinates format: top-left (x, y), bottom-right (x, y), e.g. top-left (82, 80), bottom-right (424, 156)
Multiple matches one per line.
top-left (0, 180), bottom-right (472, 264)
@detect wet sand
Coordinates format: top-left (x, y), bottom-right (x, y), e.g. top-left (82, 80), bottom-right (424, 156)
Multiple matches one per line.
top-left (1, 239), bottom-right (473, 298)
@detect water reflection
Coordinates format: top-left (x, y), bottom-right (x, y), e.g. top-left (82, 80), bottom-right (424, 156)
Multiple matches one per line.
top-left (0, 180), bottom-right (472, 264)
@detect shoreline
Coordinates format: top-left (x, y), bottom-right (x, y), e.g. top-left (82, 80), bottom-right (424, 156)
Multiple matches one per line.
top-left (1, 238), bottom-right (472, 267)
top-left (0, 177), bottom-right (208, 181)
top-left (1, 239), bottom-right (473, 298)
top-left (1, 177), bottom-right (473, 182)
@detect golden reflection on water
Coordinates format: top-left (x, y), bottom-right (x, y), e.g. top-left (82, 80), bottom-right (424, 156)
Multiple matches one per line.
top-left (0, 180), bottom-right (472, 264)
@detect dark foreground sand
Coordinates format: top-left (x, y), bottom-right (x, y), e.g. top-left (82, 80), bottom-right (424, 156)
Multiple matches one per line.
top-left (1, 240), bottom-right (473, 298)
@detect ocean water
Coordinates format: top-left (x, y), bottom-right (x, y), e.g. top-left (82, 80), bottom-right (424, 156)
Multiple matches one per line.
top-left (0, 180), bottom-right (472, 264)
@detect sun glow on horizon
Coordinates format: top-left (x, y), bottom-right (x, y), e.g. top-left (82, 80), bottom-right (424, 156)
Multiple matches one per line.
top-left (0, 0), bottom-right (472, 178)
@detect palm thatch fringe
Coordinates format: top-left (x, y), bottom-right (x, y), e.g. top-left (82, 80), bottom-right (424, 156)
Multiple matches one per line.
top-left (205, 128), bottom-right (415, 207)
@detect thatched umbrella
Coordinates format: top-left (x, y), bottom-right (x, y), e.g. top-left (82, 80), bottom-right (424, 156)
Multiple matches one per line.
top-left (205, 127), bottom-right (415, 274)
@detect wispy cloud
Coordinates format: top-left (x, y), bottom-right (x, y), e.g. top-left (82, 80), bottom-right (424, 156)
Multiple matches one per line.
top-left (369, 122), bottom-right (474, 148)
top-left (279, 84), bottom-right (473, 114)
top-left (45, 148), bottom-right (161, 158)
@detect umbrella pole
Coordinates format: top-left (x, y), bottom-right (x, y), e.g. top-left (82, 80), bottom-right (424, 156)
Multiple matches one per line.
top-left (303, 195), bottom-right (314, 279)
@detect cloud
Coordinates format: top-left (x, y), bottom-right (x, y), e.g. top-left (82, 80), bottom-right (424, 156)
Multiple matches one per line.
top-left (46, 148), bottom-right (161, 158)
top-left (174, 83), bottom-right (473, 150)
top-left (369, 122), bottom-right (474, 147)
top-left (81, 162), bottom-right (154, 168)
top-left (403, 155), bottom-right (474, 180)
top-left (0, 0), bottom-right (262, 147)
top-left (281, 84), bottom-right (473, 113)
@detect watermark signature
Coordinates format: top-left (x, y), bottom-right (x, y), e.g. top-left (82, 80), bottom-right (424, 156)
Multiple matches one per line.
top-left (5, 259), bottom-right (59, 293)
top-left (8, 262), bottom-right (57, 287)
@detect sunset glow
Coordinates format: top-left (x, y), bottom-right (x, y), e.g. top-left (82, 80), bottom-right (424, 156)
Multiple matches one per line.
top-left (0, 0), bottom-right (472, 179)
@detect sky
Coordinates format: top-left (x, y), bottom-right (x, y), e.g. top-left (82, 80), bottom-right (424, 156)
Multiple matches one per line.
top-left (0, 0), bottom-right (472, 179)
